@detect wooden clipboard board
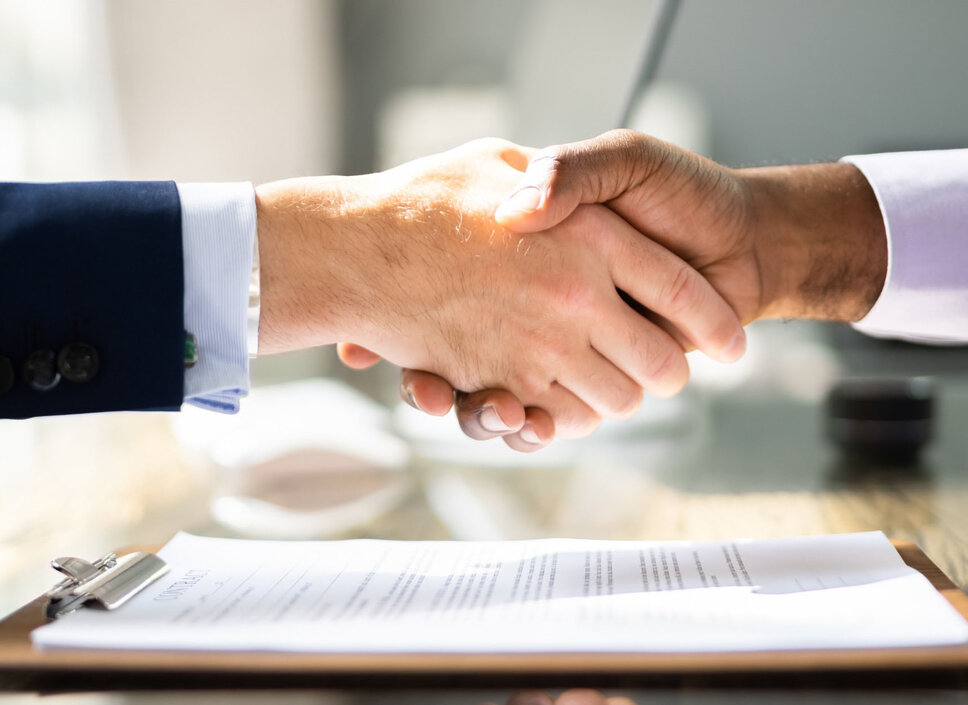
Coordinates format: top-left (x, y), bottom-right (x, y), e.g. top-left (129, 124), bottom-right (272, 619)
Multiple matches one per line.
top-left (3, 541), bottom-right (968, 691)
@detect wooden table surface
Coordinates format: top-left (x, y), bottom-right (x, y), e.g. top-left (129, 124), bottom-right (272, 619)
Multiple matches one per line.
top-left (5, 321), bottom-right (968, 701)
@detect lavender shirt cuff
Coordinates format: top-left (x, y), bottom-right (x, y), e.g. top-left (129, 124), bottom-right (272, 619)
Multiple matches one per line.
top-left (177, 182), bottom-right (257, 413)
top-left (843, 149), bottom-right (968, 344)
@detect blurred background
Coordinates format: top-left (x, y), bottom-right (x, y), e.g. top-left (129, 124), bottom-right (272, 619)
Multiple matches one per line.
top-left (4, 6), bottom-right (968, 697)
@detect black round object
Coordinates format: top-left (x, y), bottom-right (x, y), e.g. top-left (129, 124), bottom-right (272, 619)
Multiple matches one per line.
top-left (58, 342), bottom-right (99, 383)
top-left (0, 356), bottom-right (14, 396)
top-left (825, 377), bottom-right (934, 464)
top-left (23, 349), bottom-right (61, 392)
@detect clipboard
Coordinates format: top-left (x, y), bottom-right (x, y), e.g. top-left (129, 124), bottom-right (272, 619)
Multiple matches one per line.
top-left (3, 540), bottom-right (968, 692)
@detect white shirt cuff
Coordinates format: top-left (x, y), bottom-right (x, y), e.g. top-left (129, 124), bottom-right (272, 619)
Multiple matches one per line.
top-left (177, 182), bottom-right (258, 413)
top-left (844, 149), bottom-right (968, 344)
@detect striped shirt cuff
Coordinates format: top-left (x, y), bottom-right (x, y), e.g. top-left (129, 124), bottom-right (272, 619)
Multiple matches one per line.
top-left (177, 182), bottom-right (257, 413)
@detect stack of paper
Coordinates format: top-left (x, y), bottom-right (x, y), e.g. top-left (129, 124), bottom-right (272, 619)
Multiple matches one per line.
top-left (32, 531), bottom-right (968, 653)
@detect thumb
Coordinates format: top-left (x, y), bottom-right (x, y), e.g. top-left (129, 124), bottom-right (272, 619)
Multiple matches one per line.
top-left (494, 129), bottom-right (663, 233)
top-left (494, 151), bottom-right (574, 232)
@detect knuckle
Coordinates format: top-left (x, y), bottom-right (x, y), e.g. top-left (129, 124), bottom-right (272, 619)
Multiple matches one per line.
top-left (543, 336), bottom-right (575, 370)
top-left (524, 325), bottom-right (569, 364)
top-left (513, 368), bottom-right (552, 401)
top-left (645, 345), bottom-right (686, 390)
top-left (603, 127), bottom-right (639, 143)
top-left (553, 280), bottom-right (598, 316)
top-left (601, 128), bottom-right (662, 180)
top-left (662, 265), bottom-right (702, 316)
top-left (467, 136), bottom-right (507, 153)
top-left (602, 128), bottom-right (642, 159)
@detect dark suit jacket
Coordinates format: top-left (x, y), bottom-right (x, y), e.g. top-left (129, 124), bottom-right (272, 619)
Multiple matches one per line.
top-left (0, 182), bottom-right (184, 418)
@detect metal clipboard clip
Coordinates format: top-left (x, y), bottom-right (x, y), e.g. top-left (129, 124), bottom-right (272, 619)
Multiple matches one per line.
top-left (44, 551), bottom-right (170, 620)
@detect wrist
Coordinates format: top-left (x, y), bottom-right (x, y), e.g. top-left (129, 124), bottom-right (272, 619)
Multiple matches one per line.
top-left (255, 176), bottom-right (358, 354)
top-left (743, 162), bottom-right (887, 322)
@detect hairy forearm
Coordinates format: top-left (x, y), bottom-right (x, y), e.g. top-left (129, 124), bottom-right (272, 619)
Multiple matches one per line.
top-left (742, 162), bottom-right (887, 322)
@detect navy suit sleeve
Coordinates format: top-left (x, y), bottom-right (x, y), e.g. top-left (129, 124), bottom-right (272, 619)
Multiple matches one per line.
top-left (0, 181), bottom-right (184, 418)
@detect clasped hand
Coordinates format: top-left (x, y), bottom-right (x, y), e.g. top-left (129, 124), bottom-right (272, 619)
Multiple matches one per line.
top-left (257, 131), bottom-right (768, 450)
top-left (320, 131), bottom-right (761, 449)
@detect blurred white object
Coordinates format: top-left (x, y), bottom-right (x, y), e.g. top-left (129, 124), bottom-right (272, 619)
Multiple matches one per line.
top-left (689, 320), bottom-right (842, 401)
top-left (174, 379), bottom-right (412, 538)
top-left (0, 0), bottom-right (123, 180)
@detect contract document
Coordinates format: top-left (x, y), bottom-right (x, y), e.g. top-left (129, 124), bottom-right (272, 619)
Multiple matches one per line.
top-left (32, 531), bottom-right (968, 653)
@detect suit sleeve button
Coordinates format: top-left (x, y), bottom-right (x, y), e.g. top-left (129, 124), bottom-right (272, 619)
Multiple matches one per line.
top-left (23, 349), bottom-right (61, 392)
top-left (58, 342), bottom-right (100, 383)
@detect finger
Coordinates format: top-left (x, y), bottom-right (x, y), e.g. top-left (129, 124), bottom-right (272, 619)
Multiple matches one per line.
top-left (556, 347), bottom-right (643, 420)
top-left (502, 406), bottom-right (555, 453)
top-left (587, 206), bottom-right (745, 362)
top-left (495, 128), bottom-right (664, 232)
top-left (400, 369), bottom-right (455, 416)
top-left (590, 300), bottom-right (690, 399)
top-left (604, 698), bottom-right (638, 705)
top-left (618, 289), bottom-right (693, 352)
top-left (525, 382), bottom-right (600, 439)
top-left (507, 690), bottom-right (555, 705)
top-left (619, 291), bottom-right (729, 361)
top-left (554, 689), bottom-right (608, 705)
top-left (336, 342), bottom-right (382, 369)
top-left (454, 388), bottom-right (527, 440)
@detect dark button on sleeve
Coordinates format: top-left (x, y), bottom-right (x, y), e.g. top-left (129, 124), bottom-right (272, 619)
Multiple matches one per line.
top-left (23, 349), bottom-right (61, 391)
top-left (58, 342), bottom-right (100, 383)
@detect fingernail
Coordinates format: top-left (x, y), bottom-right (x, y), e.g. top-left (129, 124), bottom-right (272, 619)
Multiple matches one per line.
top-left (401, 382), bottom-right (422, 411)
top-left (495, 186), bottom-right (543, 219)
top-left (721, 331), bottom-right (747, 362)
top-left (478, 405), bottom-right (511, 433)
top-left (519, 422), bottom-right (542, 445)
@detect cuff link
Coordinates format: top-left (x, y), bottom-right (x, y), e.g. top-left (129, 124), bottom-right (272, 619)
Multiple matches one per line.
top-left (184, 332), bottom-right (198, 368)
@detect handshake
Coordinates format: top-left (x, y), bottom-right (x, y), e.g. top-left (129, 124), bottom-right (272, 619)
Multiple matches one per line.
top-left (256, 130), bottom-right (887, 451)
